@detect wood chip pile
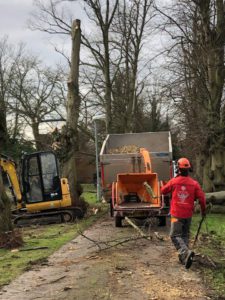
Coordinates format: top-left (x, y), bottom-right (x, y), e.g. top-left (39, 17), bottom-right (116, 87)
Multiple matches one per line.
top-left (108, 145), bottom-right (140, 154)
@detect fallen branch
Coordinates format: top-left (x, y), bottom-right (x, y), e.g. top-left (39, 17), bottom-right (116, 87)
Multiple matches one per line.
top-left (49, 275), bottom-right (67, 284)
top-left (195, 254), bottom-right (217, 269)
top-left (78, 230), bottom-right (107, 250)
top-left (20, 246), bottom-right (49, 252)
top-left (99, 236), bottom-right (147, 251)
top-left (79, 231), bottom-right (151, 251)
top-left (124, 217), bottom-right (152, 240)
top-left (154, 232), bottom-right (164, 241)
top-left (79, 217), bottom-right (154, 251)
top-left (36, 275), bottom-right (66, 287)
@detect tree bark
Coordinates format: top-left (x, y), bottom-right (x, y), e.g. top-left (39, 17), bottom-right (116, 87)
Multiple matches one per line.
top-left (31, 121), bottom-right (41, 151)
top-left (62, 19), bottom-right (82, 206)
top-left (199, 0), bottom-right (225, 192)
top-left (0, 167), bottom-right (13, 233)
top-left (0, 97), bottom-right (8, 148)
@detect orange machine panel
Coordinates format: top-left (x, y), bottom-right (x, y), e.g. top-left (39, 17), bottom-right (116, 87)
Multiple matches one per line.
top-left (115, 173), bottom-right (160, 207)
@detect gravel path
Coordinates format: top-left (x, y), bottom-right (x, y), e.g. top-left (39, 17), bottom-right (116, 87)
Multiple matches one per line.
top-left (0, 216), bottom-right (211, 300)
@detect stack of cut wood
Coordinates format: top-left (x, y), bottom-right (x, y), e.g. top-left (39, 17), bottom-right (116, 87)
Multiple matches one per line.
top-left (108, 145), bottom-right (140, 154)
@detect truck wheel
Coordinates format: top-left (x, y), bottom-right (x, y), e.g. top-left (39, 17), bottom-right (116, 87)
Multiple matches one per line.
top-left (158, 216), bottom-right (166, 227)
top-left (115, 216), bottom-right (122, 227)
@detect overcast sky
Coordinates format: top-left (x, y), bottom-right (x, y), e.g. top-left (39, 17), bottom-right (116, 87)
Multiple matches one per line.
top-left (0, 0), bottom-right (87, 65)
top-left (0, 0), bottom-right (168, 65)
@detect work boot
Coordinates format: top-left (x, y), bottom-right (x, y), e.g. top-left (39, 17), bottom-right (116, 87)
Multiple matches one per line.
top-left (185, 250), bottom-right (195, 269)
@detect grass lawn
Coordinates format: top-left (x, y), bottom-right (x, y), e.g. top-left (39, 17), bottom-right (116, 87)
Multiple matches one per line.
top-left (0, 185), bottom-right (108, 287)
top-left (191, 214), bottom-right (225, 298)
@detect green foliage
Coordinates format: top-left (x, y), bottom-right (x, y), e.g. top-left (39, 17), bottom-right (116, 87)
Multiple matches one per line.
top-left (191, 214), bottom-right (225, 297)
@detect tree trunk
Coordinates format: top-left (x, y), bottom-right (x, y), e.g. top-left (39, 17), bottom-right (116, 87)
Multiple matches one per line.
top-left (0, 167), bottom-right (23, 248)
top-left (0, 97), bottom-right (8, 148)
top-left (195, 204), bottom-right (225, 214)
top-left (0, 167), bottom-right (13, 233)
top-left (62, 19), bottom-right (82, 206)
top-left (193, 0), bottom-right (225, 192)
top-left (31, 121), bottom-right (41, 151)
top-left (205, 191), bottom-right (225, 205)
top-left (103, 30), bottom-right (113, 133)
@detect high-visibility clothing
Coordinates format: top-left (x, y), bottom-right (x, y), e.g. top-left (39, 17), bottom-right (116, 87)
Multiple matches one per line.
top-left (161, 175), bottom-right (206, 218)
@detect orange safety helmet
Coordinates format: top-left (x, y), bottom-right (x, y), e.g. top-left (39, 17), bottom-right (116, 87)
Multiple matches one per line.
top-left (177, 158), bottom-right (191, 169)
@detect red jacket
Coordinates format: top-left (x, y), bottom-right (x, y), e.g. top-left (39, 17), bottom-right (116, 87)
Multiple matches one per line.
top-left (161, 175), bottom-right (206, 218)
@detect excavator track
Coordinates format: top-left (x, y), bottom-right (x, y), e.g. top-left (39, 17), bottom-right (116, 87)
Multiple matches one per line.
top-left (13, 207), bottom-right (84, 226)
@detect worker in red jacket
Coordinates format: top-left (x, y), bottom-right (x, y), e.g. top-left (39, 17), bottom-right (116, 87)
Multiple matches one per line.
top-left (161, 158), bottom-right (206, 269)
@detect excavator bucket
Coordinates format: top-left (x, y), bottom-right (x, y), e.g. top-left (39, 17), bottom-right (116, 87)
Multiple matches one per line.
top-left (116, 173), bottom-right (160, 207)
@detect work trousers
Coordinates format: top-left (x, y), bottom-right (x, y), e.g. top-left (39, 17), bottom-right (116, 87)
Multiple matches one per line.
top-left (170, 216), bottom-right (192, 257)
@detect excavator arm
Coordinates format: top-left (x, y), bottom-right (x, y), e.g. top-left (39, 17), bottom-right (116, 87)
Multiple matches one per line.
top-left (0, 154), bottom-right (22, 207)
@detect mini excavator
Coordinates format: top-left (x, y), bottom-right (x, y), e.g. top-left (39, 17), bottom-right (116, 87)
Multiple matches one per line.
top-left (0, 151), bottom-right (83, 224)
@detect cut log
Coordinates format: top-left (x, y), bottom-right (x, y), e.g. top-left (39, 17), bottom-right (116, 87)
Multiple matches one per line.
top-left (195, 204), bottom-right (225, 214)
top-left (205, 191), bottom-right (225, 205)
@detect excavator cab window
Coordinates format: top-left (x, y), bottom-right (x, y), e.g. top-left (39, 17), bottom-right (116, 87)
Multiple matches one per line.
top-left (22, 152), bottom-right (62, 203)
top-left (26, 156), bottom-right (43, 203)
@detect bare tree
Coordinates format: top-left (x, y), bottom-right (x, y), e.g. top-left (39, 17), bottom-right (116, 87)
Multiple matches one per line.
top-left (81, 0), bottom-right (119, 132)
top-left (9, 56), bottom-right (64, 150)
top-left (156, 0), bottom-right (225, 192)
top-left (112, 0), bottom-right (154, 132)
top-left (28, 0), bottom-right (164, 136)
top-left (0, 37), bottom-right (21, 148)
top-left (80, 0), bottom-right (155, 133)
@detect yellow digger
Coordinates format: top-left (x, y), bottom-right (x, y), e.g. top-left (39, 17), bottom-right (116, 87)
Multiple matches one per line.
top-left (0, 151), bottom-right (83, 224)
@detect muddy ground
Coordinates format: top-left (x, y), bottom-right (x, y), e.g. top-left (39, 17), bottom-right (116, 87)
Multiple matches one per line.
top-left (0, 215), bottom-right (212, 300)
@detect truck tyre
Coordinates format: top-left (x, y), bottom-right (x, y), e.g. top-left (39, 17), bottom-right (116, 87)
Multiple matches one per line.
top-left (158, 216), bottom-right (166, 227)
top-left (115, 216), bottom-right (122, 227)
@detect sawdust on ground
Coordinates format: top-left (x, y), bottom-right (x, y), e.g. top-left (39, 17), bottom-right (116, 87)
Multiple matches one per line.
top-left (0, 215), bottom-right (212, 300)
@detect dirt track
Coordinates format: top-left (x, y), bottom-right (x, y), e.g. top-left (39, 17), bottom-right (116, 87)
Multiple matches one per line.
top-left (0, 215), bottom-right (211, 300)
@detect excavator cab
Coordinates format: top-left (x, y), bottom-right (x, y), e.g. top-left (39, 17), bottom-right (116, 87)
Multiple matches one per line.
top-left (21, 151), bottom-right (62, 204)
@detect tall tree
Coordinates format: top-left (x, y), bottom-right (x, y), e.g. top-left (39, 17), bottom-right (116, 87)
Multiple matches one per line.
top-left (29, 0), bottom-right (165, 137)
top-left (9, 56), bottom-right (63, 150)
top-left (113, 0), bottom-right (154, 132)
top-left (62, 19), bottom-right (82, 204)
top-left (157, 0), bottom-right (225, 191)
top-left (0, 37), bottom-right (17, 148)
top-left (80, 0), bottom-right (119, 132)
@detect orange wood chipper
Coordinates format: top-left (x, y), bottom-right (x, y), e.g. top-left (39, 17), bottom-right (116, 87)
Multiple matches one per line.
top-left (100, 132), bottom-right (173, 227)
